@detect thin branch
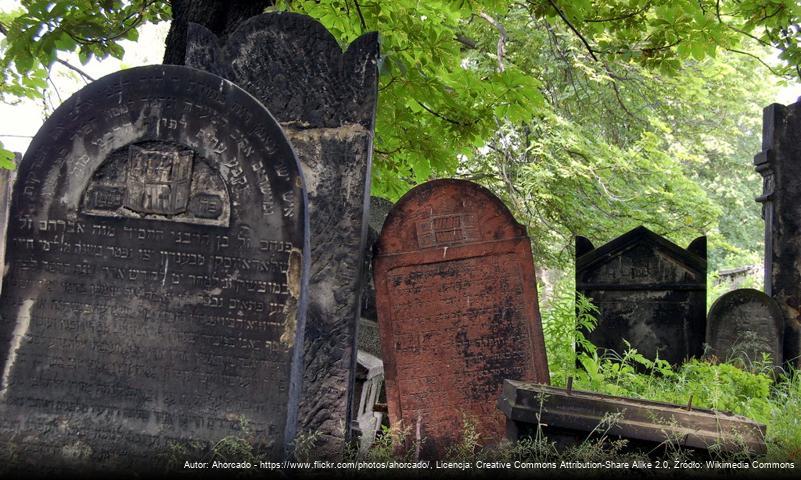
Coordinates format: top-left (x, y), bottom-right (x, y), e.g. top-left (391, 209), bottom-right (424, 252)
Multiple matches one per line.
top-left (416, 100), bottom-right (471, 126)
top-left (478, 12), bottom-right (507, 72)
top-left (585, 3), bottom-right (651, 23)
top-left (352, 0), bottom-right (367, 32)
top-left (724, 47), bottom-right (789, 77)
top-left (715, 0), bottom-right (775, 49)
top-left (47, 75), bottom-right (63, 103)
top-left (546, 0), bottom-right (599, 61)
top-left (55, 58), bottom-right (95, 82)
top-left (0, 21), bottom-right (95, 82)
top-left (455, 33), bottom-right (478, 50)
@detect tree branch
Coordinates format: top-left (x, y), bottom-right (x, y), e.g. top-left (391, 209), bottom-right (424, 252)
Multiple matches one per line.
top-left (55, 58), bottom-right (95, 82)
top-left (724, 47), bottom-right (789, 77)
top-left (585, 3), bottom-right (652, 23)
top-left (455, 33), bottom-right (478, 50)
top-left (0, 21), bottom-right (95, 82)
top-left (546, 0), bottom-right (599, 61)
top-left (352, 0), bottom-right (367, 31)
top-left (478, 12), bottom-right (507, 72)
top-left (416, 100), bottom-right (471, 126)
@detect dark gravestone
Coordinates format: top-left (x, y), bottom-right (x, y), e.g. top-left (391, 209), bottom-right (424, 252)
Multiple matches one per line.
top-left (755, 100), bottom-right (801, 368)
top-left (0, 66), bottom-right (308, 472)
top-left (0, 162), bottom-right (17, 293)
top-left (373, 179), bottom-right (550, 457)
top-left (358, 197), bottom-right (394, 359)
top-left (706, 288), bottom-right (784, 370)
top-left (186, 13), bottom-right (378, 454)
top-left (498, 380), bottom-right (767, 456)
top-left (576, 226), bottom-right (707, 365)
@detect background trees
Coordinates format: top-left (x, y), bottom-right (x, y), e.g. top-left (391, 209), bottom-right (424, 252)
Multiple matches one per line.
top-left (0, 0), bottom-right (798, 273)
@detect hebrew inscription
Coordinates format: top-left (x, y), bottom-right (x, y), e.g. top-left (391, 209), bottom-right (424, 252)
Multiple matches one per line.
top-left (186, 12), bottom-right (379, 456)
top-left (0, 66), bottom-right (308, 473)
top-left (374, 179), bottom-right (549, 458)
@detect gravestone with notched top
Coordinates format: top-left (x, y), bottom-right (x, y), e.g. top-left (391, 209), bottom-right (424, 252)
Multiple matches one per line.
top-left (576, 226), bottom-right (706, 365)
top-left (186, 13), bottom-right (378, 454)
top-left (706, 288), bottom-right (784, 370)
top-left (0, 65), bottom-right (308, 473)
top-left (373, 179), bottom-right (550, 457)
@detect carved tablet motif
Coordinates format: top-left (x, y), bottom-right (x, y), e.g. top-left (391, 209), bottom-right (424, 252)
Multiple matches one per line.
top-left (373, 179), bottom-right (549, 457)
top-left (82, 141), bottom-right (230, 227)
top-left (0, 65), bottom-right (308, 473)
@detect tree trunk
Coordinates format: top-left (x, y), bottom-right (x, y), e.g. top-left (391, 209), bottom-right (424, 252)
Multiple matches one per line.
top-left (163, 0), bottom-right (273, 65)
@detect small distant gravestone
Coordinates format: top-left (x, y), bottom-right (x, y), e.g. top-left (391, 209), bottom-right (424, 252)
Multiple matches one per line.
top-left (576, 226), bottom-right (707, 365)
top-left (373, 179), bottom-right (550, 457)
top-left (755, 100), bottom-right (801, 368)
top-left (0, 66), bottom-right (308, 472)
top-left (186, 13), bottom-right (378, 454)
top-left (706, 288), bottom-right (784, 370)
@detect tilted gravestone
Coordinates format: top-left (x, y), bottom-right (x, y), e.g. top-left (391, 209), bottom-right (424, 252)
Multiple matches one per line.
top-left (755, 100), bottom-right (801, 368)
top-left (0, 65), bottom-right (308, 472)
top-left (373, 179), bottom-right (550, 457)
top-left (186, 13), bottom-right (378, 454)
top-left (706, 288), bottom-right (784, 370)
top-left (576, 226), bottom-right (707, 365)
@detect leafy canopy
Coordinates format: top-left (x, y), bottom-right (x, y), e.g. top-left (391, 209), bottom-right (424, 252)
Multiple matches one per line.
top-left (0, 0), bottom-right (796, 268)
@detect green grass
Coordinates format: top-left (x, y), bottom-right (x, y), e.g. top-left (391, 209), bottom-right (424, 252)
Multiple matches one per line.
top-left (539, 282), bottom-right (801, 463)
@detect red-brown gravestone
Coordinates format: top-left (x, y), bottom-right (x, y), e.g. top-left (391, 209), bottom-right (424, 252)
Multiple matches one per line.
top-left (373, 179), bottom-right (549, 456)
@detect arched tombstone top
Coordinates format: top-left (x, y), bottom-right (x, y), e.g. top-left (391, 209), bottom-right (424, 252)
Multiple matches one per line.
top-left (16, 65), bottom-right (305, 237)
top-left (706, 288), bottom-right (784, 369)
top-left (372, 178), bottom-right (548, 457)
top-left (376, 179), bottom-right (527, 256)
top-left (186, 12), bottom-right (379, 128)
top-left (575, 236), bottom-right (595, 259)
top-left (687, 236), bottom-right (707, 259)
top-left (0, 65), bottom-right (309, 469)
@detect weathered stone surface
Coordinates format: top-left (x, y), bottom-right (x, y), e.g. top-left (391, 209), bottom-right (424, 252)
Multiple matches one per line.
top-left (755, 101), bottom-right (801, 368)
top-left (498, 380), bottom-right (767, 455)
top-left (186, 13), bottom-right (378, 455)
top-left (374, 179), bottom-right (550, 457)
top-left (357, 318), bottom-right (382, 359)
top-left (368, 196), bottom-right (394, 233)
top-left (576, 226), bottom-right (707, 365)
top-left (706, 288), bottom-right (784, 370)
top-left (361, 197), bottom-right (394, 324)
top-left (0, 65), bottom-right (309, 472)
top-left (0, 162), bottom-right (17, 294)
